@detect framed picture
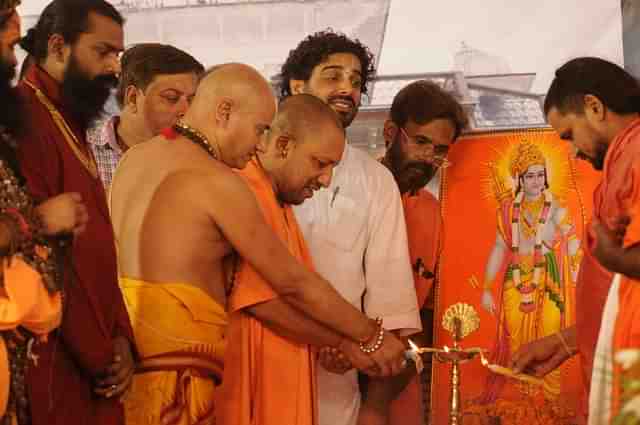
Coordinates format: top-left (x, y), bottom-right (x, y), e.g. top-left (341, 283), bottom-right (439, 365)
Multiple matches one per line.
top-left (431, 129), bottom-right (601, 424)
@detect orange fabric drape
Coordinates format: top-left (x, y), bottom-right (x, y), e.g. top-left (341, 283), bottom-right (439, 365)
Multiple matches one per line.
top-left (0, 257), bottom-right (62, 417)
top-left (218, 159), bottom-right (317, 425)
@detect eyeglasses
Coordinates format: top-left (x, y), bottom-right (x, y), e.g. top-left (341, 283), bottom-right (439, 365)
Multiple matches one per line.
top-left (399, 127), bottom-right (452, 168)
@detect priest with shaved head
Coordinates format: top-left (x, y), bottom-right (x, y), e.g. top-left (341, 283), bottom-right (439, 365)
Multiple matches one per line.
top-left (110, 64), bottom-right (407, 425)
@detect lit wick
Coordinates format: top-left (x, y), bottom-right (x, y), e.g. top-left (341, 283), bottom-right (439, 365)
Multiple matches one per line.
top-left (408, 339), bottom-right (420, 352)
top-left (405, 339), bottom-right (424, 373)
top-left (480, 354), bottom-right (544, 386)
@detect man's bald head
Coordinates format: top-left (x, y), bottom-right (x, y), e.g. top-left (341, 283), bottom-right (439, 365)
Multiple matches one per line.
top-left (183, 63), bottom-right (276, 169)
top-left (272, 93), bottom-right (344, 143)
top-left (261, 94), bottom-right (345, 205)
top-left (189, 63), bottom-right (274, 118)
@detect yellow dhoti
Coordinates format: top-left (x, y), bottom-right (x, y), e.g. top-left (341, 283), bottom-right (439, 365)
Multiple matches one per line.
top-left (120, 278), bottom-right (227, 425)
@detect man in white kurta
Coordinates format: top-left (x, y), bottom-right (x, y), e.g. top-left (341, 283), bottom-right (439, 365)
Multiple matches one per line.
top-left (294, 142), bottom-right (421, 425)
top-left (282, 30), bottom-right (421, 425)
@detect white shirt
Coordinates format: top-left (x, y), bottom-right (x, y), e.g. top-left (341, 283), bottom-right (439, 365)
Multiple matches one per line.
top-left (293, 144), bottom-right (420, 425)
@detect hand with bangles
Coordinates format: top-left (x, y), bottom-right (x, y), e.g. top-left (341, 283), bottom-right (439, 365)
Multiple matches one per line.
top-left (511, 327), bottom-right (577, 377)
top-left (320, 319), bottom-right (408, 378)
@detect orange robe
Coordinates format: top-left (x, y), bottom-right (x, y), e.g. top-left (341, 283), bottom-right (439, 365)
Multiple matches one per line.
top-left (16, 64), bottom-right (134, 425)
top-left (390, 189), bottom-right (442, 425)
top-left (401, 190), bottom-right (442, 308)
top-left (0, 258), bottom-right (62, 418)
top-left (218, 159), bottom-right (317, 425)
top-left (572, 124), bottom-right (640, 420)
top-left (590, 118), bottom-right (640, 419)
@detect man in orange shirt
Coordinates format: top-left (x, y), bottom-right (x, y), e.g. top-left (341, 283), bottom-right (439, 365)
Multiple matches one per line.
top-left (363, 81), bottom-right (466, 425)
top-left (512, 57), bottom-right (640, 424)
top-left (316, 81), bottom-right (467, 425)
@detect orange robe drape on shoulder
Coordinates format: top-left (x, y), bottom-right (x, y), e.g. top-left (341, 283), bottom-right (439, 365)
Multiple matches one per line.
top-left (218, 159), bottom-right (317, 425)
top-left (390, 189), bottom-right (442, 425)
top-left (590, 118), bottom-right (640, 420)
top-left (571, 124), bottom-right (640, 421)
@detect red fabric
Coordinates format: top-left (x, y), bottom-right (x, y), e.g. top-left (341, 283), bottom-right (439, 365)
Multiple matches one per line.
top-left (16, 64), bottom-right (134, 425)
top-left (161, 126), bottom-right (177, 140)
top-left (576, 118), bottom-right (640, 415)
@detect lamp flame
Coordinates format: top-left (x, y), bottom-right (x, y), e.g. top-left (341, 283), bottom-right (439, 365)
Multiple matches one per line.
top-left (408, 339), bottom-right (419, 352)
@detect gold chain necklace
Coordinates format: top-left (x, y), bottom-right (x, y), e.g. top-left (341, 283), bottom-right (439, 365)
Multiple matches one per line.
top-left (172, 119), bottom-right (220, 160)
top-left (23, 80), bottom-right (99, 179)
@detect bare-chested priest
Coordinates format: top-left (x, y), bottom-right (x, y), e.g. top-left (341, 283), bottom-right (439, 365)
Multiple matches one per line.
top-left (109, 63), bottom-right (407, 425)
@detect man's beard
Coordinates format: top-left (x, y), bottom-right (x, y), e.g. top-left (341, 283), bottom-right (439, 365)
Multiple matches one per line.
top-left (302, 85), bottom-right (359, 128)
top-left (60, 55), bottom-right (117, 129)
top-left (388, 139), bottom-right (436, 193)
top-left (0, 59), bottom-right (24, 134)
top-left (399, 161), bottom-right (435, 192)
top-left (327, 94), bottom-right (359, 128)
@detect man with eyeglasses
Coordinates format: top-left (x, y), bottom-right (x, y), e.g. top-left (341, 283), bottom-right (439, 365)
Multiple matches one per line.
top-left (379, 80), bottom-right (468, 425)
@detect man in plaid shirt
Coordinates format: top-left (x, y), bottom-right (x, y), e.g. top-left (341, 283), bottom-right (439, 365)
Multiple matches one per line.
top-left (88, 43), bottom-right (203, 191)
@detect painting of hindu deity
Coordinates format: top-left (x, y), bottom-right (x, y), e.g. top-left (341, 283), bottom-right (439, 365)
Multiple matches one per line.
top-left (480, 138), bottom-right (581, 393)
top-left (430, 130), bottom-right (601, 425)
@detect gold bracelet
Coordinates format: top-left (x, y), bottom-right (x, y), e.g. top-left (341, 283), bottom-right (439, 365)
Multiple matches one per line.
top-left (359, 317), bottom-right (385, 354)
top-left (359, 317), bottom-right (379, 343)
top-left (555, 332), bottom-right (575, 356)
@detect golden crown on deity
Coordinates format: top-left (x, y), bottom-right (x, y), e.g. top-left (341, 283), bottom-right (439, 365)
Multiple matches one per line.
top-left (509, 140), bottom-right (546, 178)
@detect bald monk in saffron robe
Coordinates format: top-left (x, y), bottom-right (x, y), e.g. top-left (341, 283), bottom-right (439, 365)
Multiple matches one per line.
top-left (219, 94), bottom-right (404, 425)
top-left (110, 65), bottom-right (408, 425)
